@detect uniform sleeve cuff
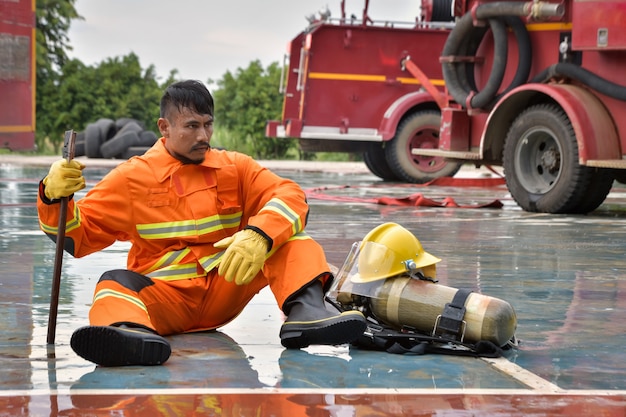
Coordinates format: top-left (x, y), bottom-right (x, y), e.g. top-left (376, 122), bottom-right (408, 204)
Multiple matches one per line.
top-left (244, 225), bottom-right (273, 251)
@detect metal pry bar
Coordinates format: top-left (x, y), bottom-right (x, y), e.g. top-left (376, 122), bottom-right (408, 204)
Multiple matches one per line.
top-left (47, 129), bottom-right (77, 345)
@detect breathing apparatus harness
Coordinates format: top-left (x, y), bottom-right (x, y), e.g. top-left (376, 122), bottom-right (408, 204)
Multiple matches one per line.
top-left (327, 270), bottom-right (517, 358)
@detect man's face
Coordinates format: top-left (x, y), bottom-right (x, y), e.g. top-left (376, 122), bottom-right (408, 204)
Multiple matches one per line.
top-left (158, 106), bottom-right (214, 164)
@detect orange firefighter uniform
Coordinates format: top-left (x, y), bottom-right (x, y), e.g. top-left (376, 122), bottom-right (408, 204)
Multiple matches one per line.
top-left (37, 138), bottom-right (330, 335)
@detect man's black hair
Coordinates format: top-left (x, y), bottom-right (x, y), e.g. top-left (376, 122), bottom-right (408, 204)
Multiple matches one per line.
top-left (160, 80), bottom-right (214, 119)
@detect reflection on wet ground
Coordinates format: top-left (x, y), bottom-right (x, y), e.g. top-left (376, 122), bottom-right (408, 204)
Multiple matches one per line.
top-left (2, 161), bottom-right (626, 415)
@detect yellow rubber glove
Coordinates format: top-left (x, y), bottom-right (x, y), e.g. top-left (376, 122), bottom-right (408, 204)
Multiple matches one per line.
top-left (214, 229), bottom-right (269, 285)
top-left (42, 159), bottom-right (86, 200)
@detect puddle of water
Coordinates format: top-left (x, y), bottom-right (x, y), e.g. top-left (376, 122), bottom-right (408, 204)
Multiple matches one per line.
top-left (2, 165), bottom-right (626, 391)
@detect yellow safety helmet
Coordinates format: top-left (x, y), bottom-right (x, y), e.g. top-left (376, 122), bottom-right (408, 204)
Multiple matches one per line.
top-left (351, 222), bottom-right (441, 283)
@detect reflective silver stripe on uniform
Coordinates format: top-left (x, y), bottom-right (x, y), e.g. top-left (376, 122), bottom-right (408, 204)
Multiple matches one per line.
top-left (148, 232), bottom-right (314, 279)
top-left (141, 248), bottom-right (205, 281)
top-left (197, 213), bottom-right (241, 234)
top-left (147, 263), bottom-right (203, 280)
top-left (93, 288), bottom-right (150, 315)
top-left (40, 204), bottom-right (82, 235)
top-left (268, 231), bottom-right (311, 256)
top-left (199, 251), bottom-right (224, 273)
top-left (259, 198), bottom-right (303, 235)
top-left (137, 219), bottom-right (196, 239)
top-left (141, 248), bottom-right (191, 276)
top-left (136, 212), bottom-right (242, 239)
top-left (288, 231), bottom-right (310, 241)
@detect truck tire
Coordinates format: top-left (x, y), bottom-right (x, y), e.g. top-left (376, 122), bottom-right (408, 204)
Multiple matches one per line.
top-left (74, 131), bottom-right (85, 157)
top-left (385, 110), bottom-right (462, 183)
top-left (137, 130), bottom-right (158, 147)
top-left (116, 120), bottom-right (143, 136)
top-left (100, 130), bottom-right (139, 159)
top-left (503, 103), bottom-right (613, 214)
top-left (115, 117), bottom-right (145, 131)
top-left (120, 146), bottom-right (151, 159)
top-left (84, 122), bottom-right (103, 158)
top-left (84, 118), bottom-right (116, 158)
top-left (99, 121), bottom-right (144, 158)
top-left (97, 118), bottom-right (116, 141)
top-left (363, 144), bottom-right (398, 181)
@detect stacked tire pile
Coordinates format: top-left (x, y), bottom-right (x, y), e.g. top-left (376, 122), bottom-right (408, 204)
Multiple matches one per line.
top-left (75, 118), bottom-right (159, 159)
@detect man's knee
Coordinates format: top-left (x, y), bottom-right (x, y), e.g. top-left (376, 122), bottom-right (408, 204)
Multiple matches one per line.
top-left (98, 269), bottom-right (155, 292)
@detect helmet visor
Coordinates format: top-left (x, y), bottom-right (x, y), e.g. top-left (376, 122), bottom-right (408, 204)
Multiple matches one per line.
top-left (327, 241), bottom-right (413, 308)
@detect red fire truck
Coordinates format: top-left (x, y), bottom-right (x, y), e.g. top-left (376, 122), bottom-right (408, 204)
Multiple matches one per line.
top-left (265, 0), bottom-right (460, 184)
top-left (267, 0), bottom-right (626, 214)
top-left (0, 0), bottom-right (36, 151)
top-left (425, 0), bottom-right (626, 214)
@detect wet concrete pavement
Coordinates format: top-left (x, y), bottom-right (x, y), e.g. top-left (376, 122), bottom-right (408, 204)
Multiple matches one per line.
top-left (1, 156), bottom-right (626, 415)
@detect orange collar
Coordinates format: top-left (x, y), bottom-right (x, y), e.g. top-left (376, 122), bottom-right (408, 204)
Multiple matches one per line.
top-left (148, 138), bottom-right (225, 183)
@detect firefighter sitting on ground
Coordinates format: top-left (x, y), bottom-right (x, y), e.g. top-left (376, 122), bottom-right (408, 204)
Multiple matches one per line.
top-left (37, 79), bottom-right (367, 367)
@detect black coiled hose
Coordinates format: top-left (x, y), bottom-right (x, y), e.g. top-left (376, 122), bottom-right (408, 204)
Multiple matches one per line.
top-left (441, 3), bottom-right (533, 109)
top-left (532, 63), bottom-right (626, 101)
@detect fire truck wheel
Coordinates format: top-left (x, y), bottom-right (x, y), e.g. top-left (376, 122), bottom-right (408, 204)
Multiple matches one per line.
top-left (503, 103), bottom-right (613, 214)
top-left (363, 145), bottom-right (398, 181)
top-left (385, 111), bottom-right (462, 183)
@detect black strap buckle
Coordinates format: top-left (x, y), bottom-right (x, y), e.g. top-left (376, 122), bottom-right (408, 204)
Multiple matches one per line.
top-left (433, 288), bottom-right (472, 342)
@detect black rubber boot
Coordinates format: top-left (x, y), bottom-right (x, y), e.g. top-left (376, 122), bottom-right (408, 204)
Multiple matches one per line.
top-left (70, 324), bottom-right (171, 367)
top-left (280, 280), bottom-right (367, 349)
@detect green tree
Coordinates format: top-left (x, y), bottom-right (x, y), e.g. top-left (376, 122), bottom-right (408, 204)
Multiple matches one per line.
top-left (35, 0), bottom-right (80, 151)
top-left (212, 60), bottom-right (295, 159)
top-left (35, 0), bottom-right (79, 75)
top-left (33, 0), bottom-right (289, 157)
top-left (37, 53), bottom-right (177, 153)
top-left (34, 0), bottom-right (177, 153)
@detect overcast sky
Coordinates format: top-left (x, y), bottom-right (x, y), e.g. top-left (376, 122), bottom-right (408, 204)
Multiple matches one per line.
top-left (67, 0), bottom-right (419, 87)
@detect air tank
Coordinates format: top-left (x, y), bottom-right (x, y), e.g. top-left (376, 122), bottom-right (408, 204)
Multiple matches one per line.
top-left (368, 276), bottom-right (517, 346)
